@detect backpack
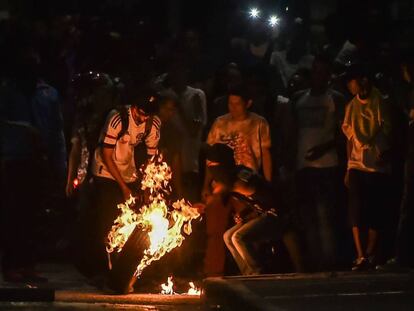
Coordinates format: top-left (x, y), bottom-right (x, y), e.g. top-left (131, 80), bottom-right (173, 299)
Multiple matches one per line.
top-left (76, 105), bottom-right (153, 183)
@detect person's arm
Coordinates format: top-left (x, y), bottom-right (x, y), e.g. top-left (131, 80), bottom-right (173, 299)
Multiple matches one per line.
top-left (199, 90), bottom-right (207, 128)
top-left (341, 101), bottom-right (353, 188)
top-left (262, 147), bottom-right (272, 182)
top-left (202, 120), bottom-right (218, 201)
top-left (343, 138), bottom-right (353, 188)
top-left (259, 119), bottom-right (272, 181)
top-left (188, 91), bottom-right (207, 137)
top-left (100, 110), bottom-right (132, 200)
top-left (66, 137), bottom-right (81, 197)
top-left (102, 146), bottom-right (131, 200)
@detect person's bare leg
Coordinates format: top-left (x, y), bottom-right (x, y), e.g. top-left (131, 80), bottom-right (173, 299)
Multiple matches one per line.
top-left (366, 228), bottom-right (378, 257)
top-left (352, 226), bottom-right (365, 258)
top-left (282, 231), bottom-right (305, 272)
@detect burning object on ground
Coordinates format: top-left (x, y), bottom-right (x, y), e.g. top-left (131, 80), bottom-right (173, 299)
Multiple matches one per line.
top-left (161, 276), bottom-right (175, 295)
top-left (187, 281), bottom-right (201, 296)
top-left (159, 276), bottom-right (201, 296)
top-left (106, 155), bottom-right (201, 294)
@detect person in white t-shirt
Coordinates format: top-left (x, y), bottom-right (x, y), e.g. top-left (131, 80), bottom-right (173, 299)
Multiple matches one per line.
top-left (290, 55), bottom-right (345, 271)
top-left (205, 87), bottom-right (272, 182)
top-left (342, 64), bottom-right (392, 271)
top-left (89, 90), bottom-right (161, 276)
top-left (201, 84), bottom-right (272, 277)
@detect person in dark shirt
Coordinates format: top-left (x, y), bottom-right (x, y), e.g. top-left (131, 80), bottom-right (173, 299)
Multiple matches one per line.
top-left (0, 120), bottom-right (47, 283)
top-left (157, 91), bottom-right (184, 199)
top-left (379, 61), bottom-right (414, 270)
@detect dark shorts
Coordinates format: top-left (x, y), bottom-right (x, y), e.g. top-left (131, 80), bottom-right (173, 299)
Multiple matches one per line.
top-left (348, 169), bottom-right (390, 230)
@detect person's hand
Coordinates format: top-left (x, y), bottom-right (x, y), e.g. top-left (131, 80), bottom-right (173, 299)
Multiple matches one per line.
top-left (192, 202), bottom-right (206, 214)
top-left (121, 186), bottom-right (132, 201)
top-left (305, 144), bottom-right (329, 161)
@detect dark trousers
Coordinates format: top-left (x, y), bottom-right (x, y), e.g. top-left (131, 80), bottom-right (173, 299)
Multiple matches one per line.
top-left (1, 160), bottom-right (39, 272)
top-left (396, 174), bottom-right (414, 266)
top-left (348, 169), bottom-right (390, 230)
top-left (296, 167), bottom-right (338, 271)
top-left (77, 176), bottom-right (138, 276)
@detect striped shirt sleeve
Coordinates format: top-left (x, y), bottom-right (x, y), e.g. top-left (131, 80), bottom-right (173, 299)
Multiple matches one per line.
top-left (102, 111), bottom-right (122, 147)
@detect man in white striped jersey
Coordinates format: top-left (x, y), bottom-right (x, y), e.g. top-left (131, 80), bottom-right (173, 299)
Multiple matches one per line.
top-left (88, 92), bottom-right (161, 276)
top-left (92, 100), bottom-right (160, 200)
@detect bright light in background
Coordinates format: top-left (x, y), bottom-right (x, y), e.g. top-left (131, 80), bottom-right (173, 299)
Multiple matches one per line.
top-left (249, 8), bottom-right (260, 19)
top-left (268, 15), bottom-right (280, 27)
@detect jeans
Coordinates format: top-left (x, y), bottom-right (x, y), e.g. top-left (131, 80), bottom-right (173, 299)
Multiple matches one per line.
top-left (223, 214), bottom-right (277, 275)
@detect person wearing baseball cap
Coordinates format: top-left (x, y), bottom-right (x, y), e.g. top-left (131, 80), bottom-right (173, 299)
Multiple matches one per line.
top-left (341, 62), bottom-right (392, 271)
top-left (88, 86), bottom-right (161, 276)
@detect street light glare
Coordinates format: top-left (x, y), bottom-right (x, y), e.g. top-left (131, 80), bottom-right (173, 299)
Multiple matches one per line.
top-left (249, 8), bottom-right (260, 19)
top-left (269, 15), bottom-right (280, 27)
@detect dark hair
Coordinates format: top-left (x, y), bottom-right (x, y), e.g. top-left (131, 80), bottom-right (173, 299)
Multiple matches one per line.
top-left (127, 87), bottom-right (159, 114)
top-left (227, 83), bottom-right (251, 102)
top-left (342, 63), bottom-right (372, 82)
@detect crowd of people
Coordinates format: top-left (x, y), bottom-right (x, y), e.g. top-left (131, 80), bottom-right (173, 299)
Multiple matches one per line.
top-left (1, 2), bottom-right (413, 285)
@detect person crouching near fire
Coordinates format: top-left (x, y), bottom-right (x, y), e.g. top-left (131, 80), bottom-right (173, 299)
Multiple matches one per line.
top-left (87, 87), bottom-right (161, 278)
top-left (195, 144), bottom-right (304, 275)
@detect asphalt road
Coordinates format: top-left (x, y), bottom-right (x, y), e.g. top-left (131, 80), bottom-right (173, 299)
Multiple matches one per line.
top-left (0, 302), bottom-right (202, 310)
top-left (204, 272), bottom-right (414, 311)
top-left (1, 264), bottom-right (414, 310)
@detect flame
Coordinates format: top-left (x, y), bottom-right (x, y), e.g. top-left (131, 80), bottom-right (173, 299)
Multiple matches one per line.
top-left (106, 195), bottom-right (138, 254)
top-left (160, 276), bottom-right (174, 295)
top-left (106, 154), bottom-right (201, 278)
top-left (187, 282), bottom-right (201, 296)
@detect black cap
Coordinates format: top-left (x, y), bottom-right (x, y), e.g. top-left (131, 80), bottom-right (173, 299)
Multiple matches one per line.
top-left (127, 87), bottom-right (159, 115)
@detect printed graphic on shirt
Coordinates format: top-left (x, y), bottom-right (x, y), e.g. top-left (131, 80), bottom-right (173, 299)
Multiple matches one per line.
top-left (92, 107), bottom-right (160, 182)
top-left (207, 113), bottom-right (271, 172)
